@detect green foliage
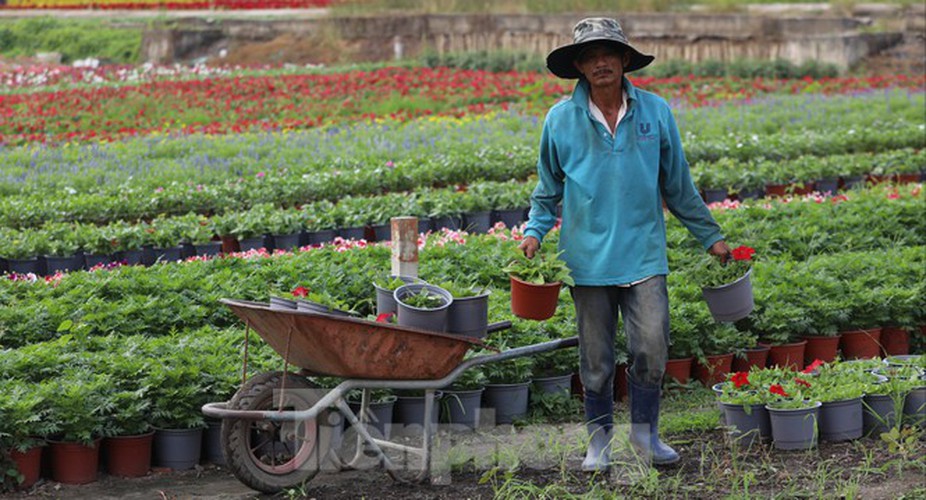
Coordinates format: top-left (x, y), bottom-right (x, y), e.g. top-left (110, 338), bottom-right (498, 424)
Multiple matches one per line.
top-left (502, 247), bottom-right (574, 286)
top-left (0, 17), bottom-right (140, 64)
top-left (638, 58), bottom-right (840, 79)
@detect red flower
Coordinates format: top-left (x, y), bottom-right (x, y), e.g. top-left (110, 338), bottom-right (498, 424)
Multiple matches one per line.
top-left (769, 384), bottom-right (790, 398)
top-left (731, 246), bottom-right (756, 261)
top-left (794, 378), bottom-right (811, 388)
top-left (375, 313), bottom-right (394, 323)
top-left (802, 359), bottom-right (825, 373)
top-left (291, 286), bottom-right (310, 297)
top-left (731, 372), bottom-right (750, 389)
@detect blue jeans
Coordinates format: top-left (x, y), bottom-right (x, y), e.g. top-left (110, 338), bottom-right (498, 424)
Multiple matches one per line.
top-left (571, 276), bottom-right (670, 401)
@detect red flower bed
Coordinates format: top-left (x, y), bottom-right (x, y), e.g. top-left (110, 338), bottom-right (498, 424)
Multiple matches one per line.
top-left (1, 68), bottom-right (922, 146)
top-left (3, 0), bottom-right (333, 9)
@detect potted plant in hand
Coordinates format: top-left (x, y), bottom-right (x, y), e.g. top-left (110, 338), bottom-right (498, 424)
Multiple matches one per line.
top-left (502, 247), bottom-right (574, 321)
top-left (697, 245), bottom-right (755, 322)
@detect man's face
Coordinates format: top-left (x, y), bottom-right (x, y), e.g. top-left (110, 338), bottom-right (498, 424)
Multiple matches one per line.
top-left (574, 43), bottom-right (629, 87)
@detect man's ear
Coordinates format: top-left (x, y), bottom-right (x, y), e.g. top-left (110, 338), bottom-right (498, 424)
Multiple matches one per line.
top-left (622, 51), bottom-right (631, 69)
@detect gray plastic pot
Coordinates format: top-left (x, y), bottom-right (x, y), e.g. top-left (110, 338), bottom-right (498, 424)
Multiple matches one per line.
top-left (819, 397), bottom-right (863, 442)
top-left (442, 388), bottom-right (483, 430)
top-left (349, 397), bottom-right (396, 440)
top-left (394, 392), bottom-right (442, 428)
top-left (903, 385), bottom-right (926, 428)
top-left (202, 420), bottom-right (226, 466)
top-left (152, 428), bottom-right (203, 470)
top-left (483, 382), bottom-right (531, 425)
top-left (766, 401), bottom-right (821, 450)
top-left (701, 268), bottom-right (754, 322)
top-left (269, 297), bottom-right (298, 310)
top-left (447, 292), bottom-right (490, 338)
top-left (374, 275), bottom-right (425, 316)
top-left (863, 393), bottom-right (899, 436)
top-left (532, 374), bottom-right (572, 396)
top-left (394, 283), bottom-right (452, 332)
top-left (721, 402), bottom-right (771, 446)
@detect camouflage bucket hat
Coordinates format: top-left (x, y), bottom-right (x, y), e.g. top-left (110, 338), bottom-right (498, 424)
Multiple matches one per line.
top-left (546, 17), bottom-right (655, 79)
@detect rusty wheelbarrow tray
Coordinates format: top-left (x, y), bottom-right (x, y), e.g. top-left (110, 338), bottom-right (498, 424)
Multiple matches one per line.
top-left (205, 298), bottom-right (578, 493)
top-left (220, 298), bottom-right (490, 380)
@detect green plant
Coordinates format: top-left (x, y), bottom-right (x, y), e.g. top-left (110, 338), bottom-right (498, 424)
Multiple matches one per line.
top-left (104, 388), bottom-right (152, 437)
top-left (42, 369), bottom-right (113, 445)
top-left (399, 288), bottom-right (448, 309)
top-left (0, 381), bottom-right (52, 453)
top-left (448, 364), bottom-right (487, 391)
top-left (696, 245), bottom-right (755, 289)
top-left (436, 280), bottom-right (489, 299)
top-left (502, 247), bottom-right (574, 286)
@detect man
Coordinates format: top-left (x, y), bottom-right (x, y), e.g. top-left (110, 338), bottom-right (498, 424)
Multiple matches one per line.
top-left (519, 18), bottom-right (731, 471)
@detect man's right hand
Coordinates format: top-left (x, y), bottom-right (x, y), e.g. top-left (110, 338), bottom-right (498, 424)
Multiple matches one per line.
top-left (518, 236), bottom-right (540, 259)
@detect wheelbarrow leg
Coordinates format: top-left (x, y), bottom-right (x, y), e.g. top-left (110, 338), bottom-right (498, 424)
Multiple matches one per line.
top-left (385, 389), bottom-right (435, 483)
top-left (336, 395), bottom-right (398, 471)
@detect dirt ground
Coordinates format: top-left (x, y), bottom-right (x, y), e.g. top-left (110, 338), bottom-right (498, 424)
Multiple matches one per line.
top-left (7, 422), bottom-right (925, 499)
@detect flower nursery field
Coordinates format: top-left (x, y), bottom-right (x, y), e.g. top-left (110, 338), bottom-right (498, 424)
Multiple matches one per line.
top-left (0, 61), bottom-right (924, 498)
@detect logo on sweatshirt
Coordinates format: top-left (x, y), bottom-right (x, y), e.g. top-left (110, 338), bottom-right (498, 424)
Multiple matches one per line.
top-left (637, 121), bottom-right (656, 142)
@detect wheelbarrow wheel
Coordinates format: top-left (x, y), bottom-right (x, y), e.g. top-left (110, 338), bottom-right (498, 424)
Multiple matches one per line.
top-left (222, 371), bottom-right (327, 493)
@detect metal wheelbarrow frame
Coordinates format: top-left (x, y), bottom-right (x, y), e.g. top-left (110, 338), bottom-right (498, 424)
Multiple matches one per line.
top-left (203, 299), bottom-right (578, 493)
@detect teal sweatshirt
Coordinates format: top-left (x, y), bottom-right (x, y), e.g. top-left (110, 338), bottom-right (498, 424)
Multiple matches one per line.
top-left (524, 77), bottom-right (723, 286)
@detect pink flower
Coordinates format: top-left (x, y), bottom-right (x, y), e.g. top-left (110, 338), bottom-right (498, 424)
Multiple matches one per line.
top-left (256, 171), bottom-right (266, 179)
top-left (291, 286), bottom-right (310, 297)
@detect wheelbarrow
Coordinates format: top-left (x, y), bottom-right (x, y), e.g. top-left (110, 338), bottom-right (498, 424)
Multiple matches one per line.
top-left (202, 298), bottom-right (578, 493)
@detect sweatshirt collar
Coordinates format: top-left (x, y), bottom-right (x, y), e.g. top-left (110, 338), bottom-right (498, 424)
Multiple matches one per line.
top-left (573, 76), bottom-right (638, 111)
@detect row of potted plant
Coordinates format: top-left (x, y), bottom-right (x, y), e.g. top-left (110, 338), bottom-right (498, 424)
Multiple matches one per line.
top-left (0, 326), bottom-right (273, 489)
top-left (1, 102), bottom-right (921, 230)
top-left (0, 180), bottom-right (535, 263)
top-left (1, 178), bottom-right (920, 277)
top-left (691, 147), bottom-right (925, 199)
top-left (714, 356), bottom-right (925, 450)
top-left (0, 215), bottom-right (922, 359)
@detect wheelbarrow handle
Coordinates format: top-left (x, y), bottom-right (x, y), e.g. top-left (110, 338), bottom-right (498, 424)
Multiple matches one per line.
top-left (486, 320), bottom-right (512, 334)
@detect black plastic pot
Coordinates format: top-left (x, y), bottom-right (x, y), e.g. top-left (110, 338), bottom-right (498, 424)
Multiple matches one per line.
top-left (202, 420), bottom-right (226, 466)
top-left (194, 242), bottom-right (223, 257)
top-left (339, 226), bottom-right (366, 241)
top-left (493, 208), bottom-right (527, 228)
top-left (374, 275), bottom-right (425, 316)
top-left (44, 252), bottom-right (85, 274)
top-left (430, 215), bottom-right (462, 231)
top-left (152, 246), bottom-right (184, 264)
top-left (442, 388), bottom-right (484, 431)
top-left (702, 188), bottom-right (728, 203)
top-left (722, 402), bottom-right (771, 446)
top-left (815, 178), bottom-right (840, 195)
top-left (370, 224), bottom-right (391, 242)
top-left (273, 232), bottom-right (305, 251)
top-left (306, 229), bottom-right (337, 245)
top-left (5, 257), bottom-right (45, 275)
top-left (84, 253), bottom-right (114, 269)
top-left (238, 235), bottom-right (272, 252)
top-left (532, 374), bottom-right (572, 396)
top-left (463, 211), bottom-right (492, 234)
top-left (152, 428), bottom-right (203, 471)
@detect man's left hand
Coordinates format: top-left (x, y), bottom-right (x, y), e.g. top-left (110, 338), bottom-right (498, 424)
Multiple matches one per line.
top-left (709, 240), bottom-right (732, 263)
